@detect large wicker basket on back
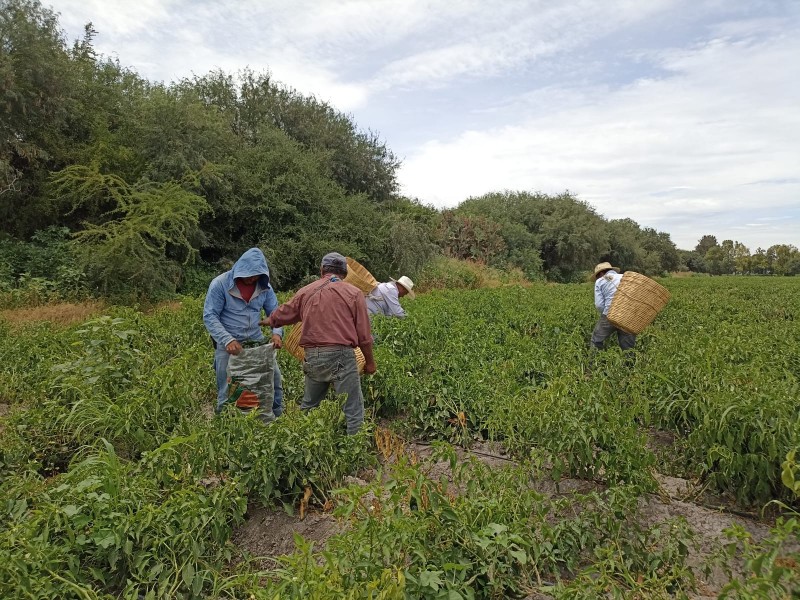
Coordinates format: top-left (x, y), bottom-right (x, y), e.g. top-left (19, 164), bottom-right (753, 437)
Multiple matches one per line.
top-left (607, 272), bottom-right (670, 335)
top-left (283, 322), bottom-right (366, 373)
top-left (344, 257), bottom-right (378, 294)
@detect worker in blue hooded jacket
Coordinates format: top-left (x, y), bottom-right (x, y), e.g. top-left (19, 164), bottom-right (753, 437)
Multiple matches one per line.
top-left (203, 248), bottom-right (284, 415)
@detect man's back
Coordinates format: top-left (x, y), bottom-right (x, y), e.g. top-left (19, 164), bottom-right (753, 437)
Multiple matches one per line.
top-left (366, 281), bottom-right (406, 318)
top-left (594, 271), bottom-right (623, 315)
top-left (270, 275), bottom-right (371, 349)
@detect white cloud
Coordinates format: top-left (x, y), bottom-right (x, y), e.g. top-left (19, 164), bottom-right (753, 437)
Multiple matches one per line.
top-left (51, 0), bottom-right (678, 107)
top-left (53, 0), bottom-right (173, 37)
top-left (370, 0), bottom-right (677, 91)
top-left (47, 0), bottom-right (800, 248)
top-left (399, 25), bottom-right (800, 248)
top-left (52, 0), bottom-right (376, 107)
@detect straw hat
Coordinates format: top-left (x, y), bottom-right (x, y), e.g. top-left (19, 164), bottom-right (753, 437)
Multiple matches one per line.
top-left (593, 262), bottom-right (619, 277)
top-left (391, 276), bottom-right (415, 299)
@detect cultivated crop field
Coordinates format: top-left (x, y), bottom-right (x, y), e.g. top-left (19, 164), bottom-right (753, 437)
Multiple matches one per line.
top-left (1, 276), bottom-right (798, 599)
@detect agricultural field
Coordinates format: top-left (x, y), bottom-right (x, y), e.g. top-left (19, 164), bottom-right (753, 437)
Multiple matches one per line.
top-left (0, 276), bottom-right (798, 599)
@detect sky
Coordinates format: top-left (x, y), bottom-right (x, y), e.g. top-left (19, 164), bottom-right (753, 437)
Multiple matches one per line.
top-left (49, 0), bottom-right (800, 250)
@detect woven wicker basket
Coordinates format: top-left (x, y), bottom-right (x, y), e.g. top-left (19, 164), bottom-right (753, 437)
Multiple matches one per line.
top-left (344, 257), bottom-right (378, 294)
top-left (283, 324), bottom-right (304, 362)
top-left (282, 322), bottom-right (365, 373)
top-left (607, 272), bottom-right (670, 335)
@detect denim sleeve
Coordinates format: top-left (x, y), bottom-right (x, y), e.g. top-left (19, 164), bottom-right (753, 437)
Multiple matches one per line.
top-left (262, 286), bottom-right (283, 338)
top-left (203, 280), bottom-right (235, 347)
top-left (594, 280), bottom-right (604, 313)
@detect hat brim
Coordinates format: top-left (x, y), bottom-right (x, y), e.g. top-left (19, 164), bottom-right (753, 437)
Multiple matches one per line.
top-left (391, 278), bottom-right (416, 299)
top-left (594, 266), bottom-right (620, 277)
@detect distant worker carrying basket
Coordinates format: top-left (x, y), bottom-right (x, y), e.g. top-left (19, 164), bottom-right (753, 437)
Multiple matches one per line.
top-left (589, 262), bottom-right (670, 364)
top-left (339, 256), bottom-right (416, 318)
top-left (591, 262), bottom-right (637, 354)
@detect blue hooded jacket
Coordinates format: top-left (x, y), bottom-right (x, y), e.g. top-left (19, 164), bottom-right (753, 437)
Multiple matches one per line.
top-left (203, 248), bottom-right (282, 348)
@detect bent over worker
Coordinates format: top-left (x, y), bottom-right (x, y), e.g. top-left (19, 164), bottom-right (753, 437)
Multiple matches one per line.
top-left (591, 262), bottom-right (636, 352)
top-left (261, 252), bottom-right (375, 434)
top-left (366, 275), bottom-right (415, 318)
top-left (203, 248), bottom-right (284, 417)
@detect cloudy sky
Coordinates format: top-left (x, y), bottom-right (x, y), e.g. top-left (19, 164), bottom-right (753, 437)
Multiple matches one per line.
top-left (50, 0), bottom-right (799, 250)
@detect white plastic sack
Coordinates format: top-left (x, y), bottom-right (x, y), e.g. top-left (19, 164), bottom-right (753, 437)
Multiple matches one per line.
top-left (226, 342), bottom-right (276, 423)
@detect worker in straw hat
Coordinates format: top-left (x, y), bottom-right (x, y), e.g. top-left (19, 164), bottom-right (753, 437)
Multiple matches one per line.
top-left (365, 275), bottom-right (415, 319)
top-left (591, 262), bottom-right (636, 355)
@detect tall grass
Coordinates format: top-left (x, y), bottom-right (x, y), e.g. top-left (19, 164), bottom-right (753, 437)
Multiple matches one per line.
top-left (415, 257), bottom-right (529, 292)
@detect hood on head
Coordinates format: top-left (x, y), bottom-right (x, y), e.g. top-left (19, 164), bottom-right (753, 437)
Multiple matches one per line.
top-left (231, 248), bottom-right (271, 287)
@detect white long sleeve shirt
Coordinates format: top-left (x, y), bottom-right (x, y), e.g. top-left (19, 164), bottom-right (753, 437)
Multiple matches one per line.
top-left (594, 270), bottom-right (622, 315)
top-left (365, 282), bottom-right (407, 318)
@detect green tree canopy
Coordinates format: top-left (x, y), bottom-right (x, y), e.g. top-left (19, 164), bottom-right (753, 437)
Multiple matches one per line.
top-left (3, 1), bottom-right (795, 301)
top-left (694, 234), bottom-right (719, 256)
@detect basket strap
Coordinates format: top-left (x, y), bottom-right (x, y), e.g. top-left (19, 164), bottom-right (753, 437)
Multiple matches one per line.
top-left (366, 286), bottom-right (392, 314)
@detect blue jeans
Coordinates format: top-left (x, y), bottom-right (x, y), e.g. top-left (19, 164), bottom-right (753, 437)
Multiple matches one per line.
top-left (214, 345), bottom-right (283, 415)
top-left (301, 346), bottom-right (363, 435)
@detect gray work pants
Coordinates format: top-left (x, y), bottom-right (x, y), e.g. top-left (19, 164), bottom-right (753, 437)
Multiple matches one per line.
top-left (302, 346), bottom-right (364, 435)
top-left (591, 314), bottom-right (637, 351)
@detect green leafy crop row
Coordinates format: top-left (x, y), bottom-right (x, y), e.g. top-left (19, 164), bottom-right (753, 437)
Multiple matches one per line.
top-left (0, 276), bottom-right (798, 598)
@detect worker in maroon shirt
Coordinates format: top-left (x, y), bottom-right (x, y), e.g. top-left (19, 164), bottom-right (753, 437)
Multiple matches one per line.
top-left (261, 252), bottom-right (376, 434)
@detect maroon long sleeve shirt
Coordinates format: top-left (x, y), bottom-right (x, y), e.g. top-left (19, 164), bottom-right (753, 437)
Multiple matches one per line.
top-left (269, 274), bottom-right (372, 349)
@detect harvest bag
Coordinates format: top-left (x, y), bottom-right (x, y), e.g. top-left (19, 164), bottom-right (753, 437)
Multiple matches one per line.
top-left (226, 342), bottom-right (275, 422)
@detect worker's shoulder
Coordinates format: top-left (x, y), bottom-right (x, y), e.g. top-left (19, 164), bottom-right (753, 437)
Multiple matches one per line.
top-left (208, 270), bottom-right (231, 291)
top-left (295, 278), bottom-right (325, 295)
top-left (599, 272), bottom-right (618, 284)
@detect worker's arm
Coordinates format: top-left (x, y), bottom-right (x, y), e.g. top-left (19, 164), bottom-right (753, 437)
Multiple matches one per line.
top-left (260, 291), bottom-right (303, 328)
top-left (204, 279), bottom-right (236, 349)
top-left (261, 285), bottom-right (283, 347)
top-left (594, 280), bottom-right (605, 313)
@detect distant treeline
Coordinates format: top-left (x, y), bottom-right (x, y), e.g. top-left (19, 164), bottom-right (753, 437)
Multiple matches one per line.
top-left (678, 236), bottom-right (800, 276)
top-left (0, 1), bottom-right (795, 304)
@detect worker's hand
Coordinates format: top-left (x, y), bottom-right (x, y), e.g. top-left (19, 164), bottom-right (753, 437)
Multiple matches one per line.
top-left (225, 340), bottom-right (243, 356)
top-left (258, 317), bottom-right (271, 327)
top-left (364, 360), bottom-right (377, 375)
top-left (271, 334), bottom-right (283, 349)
